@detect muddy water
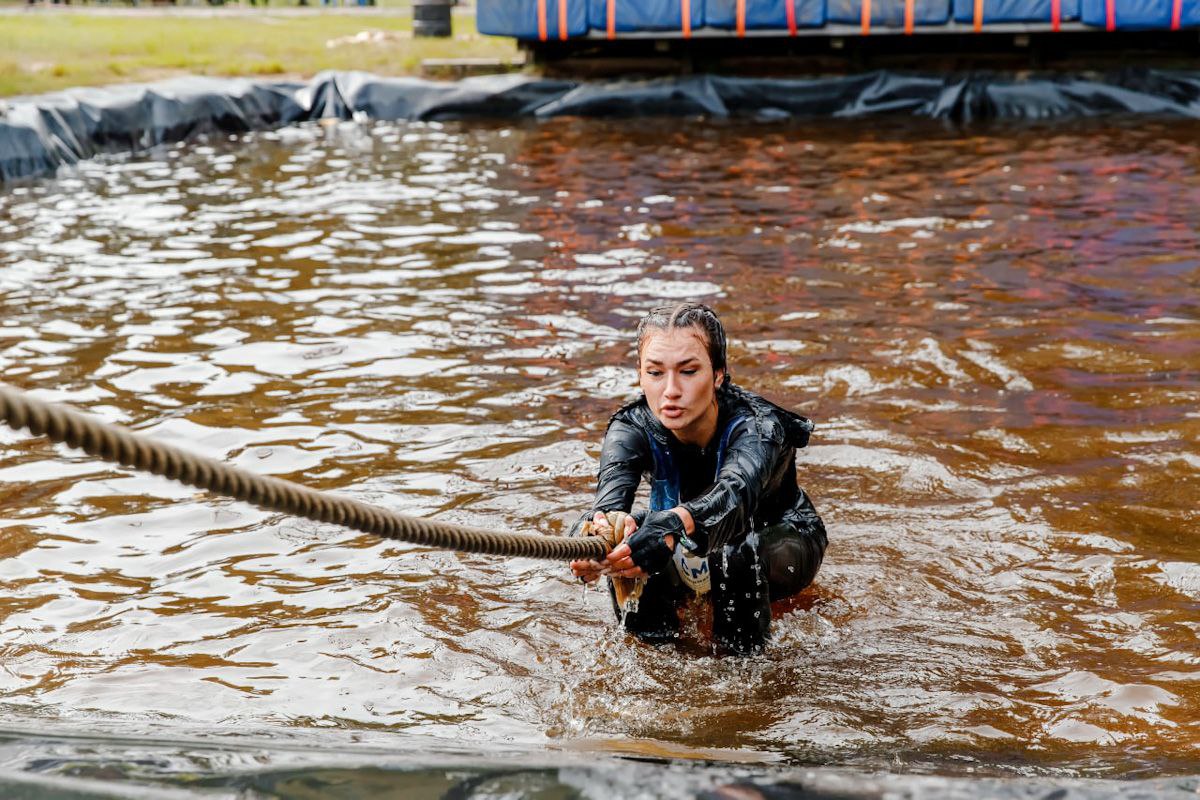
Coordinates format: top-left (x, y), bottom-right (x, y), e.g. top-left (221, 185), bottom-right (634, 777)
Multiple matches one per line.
top-left (0, 117), bottom-right (1198, 785)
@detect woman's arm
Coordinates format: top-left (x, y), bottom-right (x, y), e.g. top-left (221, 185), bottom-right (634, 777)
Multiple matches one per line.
top-left (591, 417), bottom-right (648, 514)
top-left (611, 415), bottom-right (785, 575)
top-left (569, 416), bottom-right (651, 582)
top-left (679, 416), bottom-right (785, 555)
top-left (568, 416), bottom-right (649, 537)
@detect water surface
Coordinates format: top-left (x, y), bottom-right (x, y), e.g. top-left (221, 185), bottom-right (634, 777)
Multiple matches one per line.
top-left (0, 117), bottom-right (1198, 789)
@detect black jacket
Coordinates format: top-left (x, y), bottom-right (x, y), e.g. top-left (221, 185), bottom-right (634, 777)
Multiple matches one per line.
top-left (577, 383), bottom-right (821, 556)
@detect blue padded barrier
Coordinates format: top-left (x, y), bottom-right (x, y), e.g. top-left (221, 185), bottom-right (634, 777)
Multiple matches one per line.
top-left (477, 0), bottom-right (589, 39)
top-left (952, 0), bottom-right (1079, 22)
top-left (587, 0), bottom-right (704, 33)
top-left (706, 0), bottom-right (825, 30)
top-left (1081, 0), bottom-right (1199, 28)
top-left (827, 0), bottom-right (951, 26)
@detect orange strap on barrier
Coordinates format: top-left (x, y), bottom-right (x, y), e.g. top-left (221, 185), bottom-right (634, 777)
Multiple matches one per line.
top-left (861, 0), bottom-right (871, 34)
top-left (737, 0), bottom-right (746, 35)
top-left (558, 0), bottom-right (568, 38)
top-left (972, 0), bottom-right (982, 30)
top-left (785, 0), bottom-right (798, 32)
top-left (1171, 0), bottom-right (1182, 28)
top-left (1051, 0), bottom-right (1060, 29)
top-left (537, 0), bottom-right (548, 40)
top-left (606, 0), bottom-right (616, 38)
top-left (682, 0), bottom-right (692, 36)
top-left (1105, 0), bottom-right (1115, 29)
top-left (905, 0), bottom-right (914, 32)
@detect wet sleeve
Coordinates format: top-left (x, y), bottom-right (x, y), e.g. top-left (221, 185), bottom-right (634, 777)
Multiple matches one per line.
top-left (568, 418), bottom-right (649, 537)
top-left (680, 417), bottom-right (784, 555)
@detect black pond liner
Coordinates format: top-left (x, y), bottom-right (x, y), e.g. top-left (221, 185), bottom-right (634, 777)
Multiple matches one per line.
top-left (3, 68), bottom-right (1200, 182)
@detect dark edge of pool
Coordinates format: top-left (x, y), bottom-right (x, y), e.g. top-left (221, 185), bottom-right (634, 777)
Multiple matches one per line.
top-left (3, 68), bottom-right (1200, 183)
top-left (2, 725), bottom-right (1200, 799)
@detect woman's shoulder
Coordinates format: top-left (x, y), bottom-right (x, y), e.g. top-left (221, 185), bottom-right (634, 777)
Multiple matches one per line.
top-left (607, 396), bottom-right (675, 448)
top-left (601, 397), bottom-right (659, 455)
top-left (608, 395), bottom-right (655, 430)
top-left (722, 383), bottom-right (814, 449)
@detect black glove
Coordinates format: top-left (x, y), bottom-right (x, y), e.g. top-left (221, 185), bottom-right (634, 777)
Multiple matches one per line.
top-left (626, 510), bottom-right (686, 574)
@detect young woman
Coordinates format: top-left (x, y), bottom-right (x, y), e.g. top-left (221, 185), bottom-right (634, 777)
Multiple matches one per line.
top-left (570, 303), bottom-right (826, 655)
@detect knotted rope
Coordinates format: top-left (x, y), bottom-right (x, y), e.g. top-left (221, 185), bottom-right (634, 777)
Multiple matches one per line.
top-left (0, 384), bottom-right (608, 562)
top-left (582, 510), bottom-right (646, 610)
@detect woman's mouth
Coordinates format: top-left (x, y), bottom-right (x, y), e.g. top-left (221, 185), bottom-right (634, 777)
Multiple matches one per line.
top-left (661, 405), bottom-right (685, 419)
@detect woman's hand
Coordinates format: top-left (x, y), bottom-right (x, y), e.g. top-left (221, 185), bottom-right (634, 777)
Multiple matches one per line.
top-left (570, 511), bottom-right (636, 583)
top-left (600, 541), bottom-right (650, 579)
top-left (570, 557), bottom-right (607, 583)
top-left (604, 510), bottom-right (686, 577)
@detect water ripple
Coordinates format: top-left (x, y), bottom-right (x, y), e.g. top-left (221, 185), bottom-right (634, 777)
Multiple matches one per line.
top-left (0, 117), bottom-right (1197, 779)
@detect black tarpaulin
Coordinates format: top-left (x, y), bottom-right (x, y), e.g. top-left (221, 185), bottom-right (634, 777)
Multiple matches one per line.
top-left (5, 68), bottom-right (1200, 182)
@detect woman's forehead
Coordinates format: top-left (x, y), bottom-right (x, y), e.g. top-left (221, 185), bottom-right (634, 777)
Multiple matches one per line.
top-left (640, 328), bottom-right (709, 362)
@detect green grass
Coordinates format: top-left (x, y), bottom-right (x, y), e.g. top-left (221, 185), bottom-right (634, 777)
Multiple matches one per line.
top-left (0, 12), bottom-right (519, 97)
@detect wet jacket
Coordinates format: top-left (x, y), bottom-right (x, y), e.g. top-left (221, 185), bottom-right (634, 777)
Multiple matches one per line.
top-left (578, 383), bottom-right (818, 556)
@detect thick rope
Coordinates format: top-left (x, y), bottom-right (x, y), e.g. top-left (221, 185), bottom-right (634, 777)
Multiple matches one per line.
top-left (0, 384), bottom-right (607, 562)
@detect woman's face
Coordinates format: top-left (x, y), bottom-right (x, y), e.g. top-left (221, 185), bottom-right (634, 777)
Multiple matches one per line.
top-left (638, 327), bottom-right (724, 439)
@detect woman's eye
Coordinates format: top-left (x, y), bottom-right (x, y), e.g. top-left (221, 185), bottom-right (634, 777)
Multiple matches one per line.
top-left (682, 369), bottom-right (697, 375)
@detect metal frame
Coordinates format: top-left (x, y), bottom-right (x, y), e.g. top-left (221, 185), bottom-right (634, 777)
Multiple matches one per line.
top-left (580, 20), bottom-right (1115, 36)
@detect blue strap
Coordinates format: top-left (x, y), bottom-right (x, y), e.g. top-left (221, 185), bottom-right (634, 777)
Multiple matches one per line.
top-left (648, 435), bottom-right (679, 513)
top-left (647, 412), bottom-right (744, 513)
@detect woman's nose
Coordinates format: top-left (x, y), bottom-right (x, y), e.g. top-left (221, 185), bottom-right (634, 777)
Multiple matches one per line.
top-left (664, 373), bottom-right (682, 397)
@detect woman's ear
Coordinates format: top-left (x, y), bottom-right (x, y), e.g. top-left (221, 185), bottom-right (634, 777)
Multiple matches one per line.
top-left (714, 369), bottom-right (726, 389)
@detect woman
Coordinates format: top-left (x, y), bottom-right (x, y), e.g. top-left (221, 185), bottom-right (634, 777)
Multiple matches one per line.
top-left (570, 303), bottom-right (827, 655)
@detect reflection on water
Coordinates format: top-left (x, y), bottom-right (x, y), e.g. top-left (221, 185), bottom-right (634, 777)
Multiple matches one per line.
top-left (0, 117), bottom-right (1198, 786)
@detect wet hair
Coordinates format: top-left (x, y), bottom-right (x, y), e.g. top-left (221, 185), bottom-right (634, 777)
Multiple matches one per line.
top-left (636, 302), bottom-right (729, 385)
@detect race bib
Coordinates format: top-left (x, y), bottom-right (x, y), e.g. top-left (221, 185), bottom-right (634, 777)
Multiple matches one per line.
top-left (672, 544), bottom-right (710, 594)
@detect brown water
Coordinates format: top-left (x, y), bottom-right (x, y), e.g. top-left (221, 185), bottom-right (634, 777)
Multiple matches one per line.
top-left (0, 117), bottom-right (1198, 785)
